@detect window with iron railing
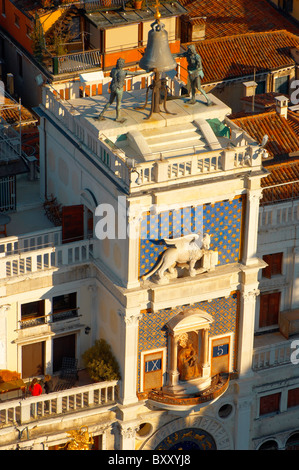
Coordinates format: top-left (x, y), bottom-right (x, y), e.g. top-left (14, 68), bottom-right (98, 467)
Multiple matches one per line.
top-left (52, 292), bottom-right (78, 322)
top-left (20, 300), bottom-right (45, 329)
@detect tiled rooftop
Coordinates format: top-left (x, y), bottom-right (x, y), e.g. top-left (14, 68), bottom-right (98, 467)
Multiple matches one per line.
top-left (192, 30), bottom-right (299, 84)
top-left (1, 97), bottom-right (37, 126)
top-left (180, 0), bottom-right (299, 39)
top-left (232, 109), bottom-right (299, 161)
top-left (260, 159), bottom-right (299, 204)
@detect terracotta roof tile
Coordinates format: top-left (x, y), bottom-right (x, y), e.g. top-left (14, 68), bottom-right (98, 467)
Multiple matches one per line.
top-left (232, 109), bottom-right (299, 161)
top-left (180, 0), bottom-right (299, 39)
top-left (0, 97), bottom-right (37, 125)
top-left (192, 30), bottom-right (299, 83)
top-left (260, 160), bottom-right (299, 203)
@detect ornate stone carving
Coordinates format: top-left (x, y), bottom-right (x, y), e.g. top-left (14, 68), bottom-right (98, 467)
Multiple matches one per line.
top-left (119, 422), bottom-right (140, 439)
top-left (141, 233), bottom-right (218, 284)
top-left (242, 289), bottom-right (260, 303)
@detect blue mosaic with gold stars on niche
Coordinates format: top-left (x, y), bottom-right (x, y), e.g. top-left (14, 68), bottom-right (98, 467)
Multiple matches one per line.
top-left (139, 196), bottom-right (243, 278)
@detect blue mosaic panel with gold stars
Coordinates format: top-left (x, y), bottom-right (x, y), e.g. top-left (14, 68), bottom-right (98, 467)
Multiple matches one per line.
top-left (137, 293), bottom-right (238, 392)
top-left (139, 197), bottom-right (243, 278)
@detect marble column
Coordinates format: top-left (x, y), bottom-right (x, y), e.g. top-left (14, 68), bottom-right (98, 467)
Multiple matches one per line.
top-left (168, 334), bottom-right (180, 386)
top-left (242, 190), bottom-right (263, 266)
top-left (118, 308), bottom-right (143, 405)
top-left (0, 304), bottom-right (10, 369)
top-left (118, 422), bottom-right (140, 450)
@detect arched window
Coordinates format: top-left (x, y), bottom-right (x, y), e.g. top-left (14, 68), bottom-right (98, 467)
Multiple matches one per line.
top-left (285, 433), bottom-right (299, 450)
top-left (258, 440), bottom-right (278, 450)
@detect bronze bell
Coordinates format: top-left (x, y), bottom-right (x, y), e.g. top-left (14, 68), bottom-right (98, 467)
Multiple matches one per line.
top-left (139, 20), bottom-right (177, 73)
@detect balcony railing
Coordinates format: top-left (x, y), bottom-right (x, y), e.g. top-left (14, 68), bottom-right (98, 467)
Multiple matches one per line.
top-left (19, 308), bottom-right (79, 329)
top-left (252, 337), bottom-right (294, 370)
top-left (259, 199), bottom-right (299, 231)
top-left (0, 227), bottom-right (62, 257)
top-left (42, 84), bottom-right (262, 192)
top-left (0, 238), bottom-right (95, 279)
top-left (51, 49), bottom-right (102, 75)
top-left (0, 380), bottom-right (118, 427)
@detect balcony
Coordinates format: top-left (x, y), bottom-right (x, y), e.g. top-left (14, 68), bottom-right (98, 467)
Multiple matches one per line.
top-left (0, 379), bottom-right (118, 429)
top-left (47, 49), bottom-right (102, 75)
top-left (19, 308), bottom-right (79, 330)
top-left (40, 82), bottom-right (263, 193)
top-left (147, 373), bottom-right (230, 410)
top-left (0, 235), bottom-right (95, 280)
top-left (252, 332), bottom-right (297, 370)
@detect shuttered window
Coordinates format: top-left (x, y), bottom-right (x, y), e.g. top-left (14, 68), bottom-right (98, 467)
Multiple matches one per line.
top-left (262, 253), bottom-right (283, 279)
top-left (62, 205), bottom-right (84, 243)
top-left (288, 388), bottom-right (299, 408)
top-left (259, 292), bottom-right (281, 327)
top-left (260, 392), bottom-right (281, 415)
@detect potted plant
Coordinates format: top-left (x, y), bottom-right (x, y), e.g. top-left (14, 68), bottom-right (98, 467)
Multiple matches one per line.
top-left (82, 339), bottom-right (121, 382)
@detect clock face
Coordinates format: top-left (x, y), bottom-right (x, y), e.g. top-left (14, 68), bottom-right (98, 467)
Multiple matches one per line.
top-left (155, 428), bottom-right (217, 450)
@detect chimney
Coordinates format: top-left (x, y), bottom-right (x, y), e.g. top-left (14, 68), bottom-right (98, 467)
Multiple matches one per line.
top-left (243, 81), bottom-right (257, 112)
top-left (275, 95), bottom-right (289, 118)
top-left (243, 81), bottom-right (257, 97)
top-left (6, 73), bottom-right (14, 97)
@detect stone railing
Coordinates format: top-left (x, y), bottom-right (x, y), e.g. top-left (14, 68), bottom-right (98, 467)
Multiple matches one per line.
top-left (0, 238), bottom-right (95, 279)
top-left (0, 380), bottom-right (118, 427)
top-left (252, 338), bottom-right (294, 370)
top-left (0, 227), bottom-right (62, 258)
top-left (259, 200), bottom-right (299, 230)
top-left (42, 83), bottom-right (262, 192)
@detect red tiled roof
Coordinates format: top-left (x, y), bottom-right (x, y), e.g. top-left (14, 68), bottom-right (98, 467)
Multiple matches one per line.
top-left (232, 109), bottom-right (299, 160)
top-left (0, 98), bottom-right (37, 125)
top-left (180, 0), bottom-right (299, 39)
top-left (287, 110), bottom-right (299, 135)
top-left (192, 30), bottom-right (299, 84)
top-left (241, 92), bottom-right (283, 108)
top-left (260, 160), bottom-right (299, 204)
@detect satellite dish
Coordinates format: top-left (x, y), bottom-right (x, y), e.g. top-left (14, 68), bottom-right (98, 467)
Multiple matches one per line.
top-left (261, 134), bottom-right (269, 148)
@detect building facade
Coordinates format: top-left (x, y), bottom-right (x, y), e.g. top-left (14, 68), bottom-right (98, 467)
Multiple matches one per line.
top-left (1, 62), bottom-right (287, 450)
top-left (1, 3), bottom-right (299, 451)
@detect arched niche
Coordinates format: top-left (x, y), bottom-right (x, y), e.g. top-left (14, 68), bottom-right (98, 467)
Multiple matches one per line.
top-left (166, 308), bottom-right (213, 389)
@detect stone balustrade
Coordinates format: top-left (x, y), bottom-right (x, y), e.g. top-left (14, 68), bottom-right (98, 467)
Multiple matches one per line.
top-left (0, 380), bottom-right (118, 427)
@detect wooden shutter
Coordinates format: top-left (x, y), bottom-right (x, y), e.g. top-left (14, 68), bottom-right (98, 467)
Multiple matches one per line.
top-left (262, 255), bottom-right (272, 278)
top-left (260, 393), bottom-right (281, 415)
top-left (288, 388), bottom-right (299, 408)
top-left (271, 252), bottom-right (283, 276)
top-left (22, 342), bottom-right (45, 378)
top-left (259, 292), bottom-right (281, 327)
top-left (62, 205), bottom-right (84, 244)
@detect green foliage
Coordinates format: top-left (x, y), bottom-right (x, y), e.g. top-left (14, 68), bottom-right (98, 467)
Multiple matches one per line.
top-left (31, 15), bottom-right (45, 63)
top-left (82, 339), bottom-right (121, 382)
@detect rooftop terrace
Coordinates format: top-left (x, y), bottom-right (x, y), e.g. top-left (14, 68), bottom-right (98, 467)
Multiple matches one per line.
top-left (40, 76), bottom-right (265, 192)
